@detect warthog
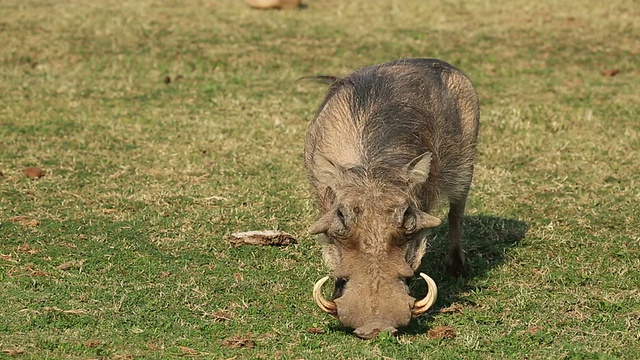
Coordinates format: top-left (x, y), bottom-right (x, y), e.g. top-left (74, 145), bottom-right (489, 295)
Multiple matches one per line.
top-left (304, 58), bottom-right (479, 339)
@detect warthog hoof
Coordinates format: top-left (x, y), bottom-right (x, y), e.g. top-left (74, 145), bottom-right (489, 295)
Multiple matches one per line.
top-left (446, 248), bottom-right (467, 277)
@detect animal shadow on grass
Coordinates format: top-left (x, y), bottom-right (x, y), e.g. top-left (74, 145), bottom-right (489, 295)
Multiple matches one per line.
top-left (401, 215), bottom-right (528, 336)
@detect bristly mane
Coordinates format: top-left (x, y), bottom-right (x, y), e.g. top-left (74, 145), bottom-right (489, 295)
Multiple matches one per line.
top-left (296, 75), bottom-right (342, 85)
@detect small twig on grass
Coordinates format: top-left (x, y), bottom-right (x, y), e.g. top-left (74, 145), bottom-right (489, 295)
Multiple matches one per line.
top-left (438, 303), bottom-right (464, 314)
top-left (197, 195), bottom-right (230, 202)
top-left (2, 349), bottom-right (25, 356)
top-left (229, 230), bottom-right (296, 247)
top-left (42, 306), bottom-right (88, 315)
top-left (206, 310), bottom-right (234, 322)
top-left (221, 337), bottom-right (256, 349)
top-left (177, 346), bottom-right (209, 356)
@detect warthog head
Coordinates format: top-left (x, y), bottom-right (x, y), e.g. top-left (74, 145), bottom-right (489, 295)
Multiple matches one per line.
top-left (309, 153), bottom-right (439, 339)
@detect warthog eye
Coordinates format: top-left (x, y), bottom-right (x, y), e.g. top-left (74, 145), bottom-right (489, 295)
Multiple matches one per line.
top-left (400, 276), bottom-right (411, 293)
top-left (336, 208), bottom-right (345, 224)
top-left (402, 207), bottom-right (417, 232)
top-left (332, 278), bottom-right (347, 300)
top-left (332, 206), bottom-right (350, 236)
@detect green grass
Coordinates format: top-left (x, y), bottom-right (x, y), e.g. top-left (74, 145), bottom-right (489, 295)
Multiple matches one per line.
top-left (1, 0), bottom-right (639, 358)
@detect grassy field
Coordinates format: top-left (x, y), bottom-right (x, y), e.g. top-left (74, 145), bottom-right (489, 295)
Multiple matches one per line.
top-left (1, 0), bottom-right (639, 358)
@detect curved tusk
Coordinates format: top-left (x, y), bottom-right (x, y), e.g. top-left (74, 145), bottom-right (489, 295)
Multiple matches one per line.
top-left (313, 276), bottom-right (338, 318)
top-left (411, 272), bottom-right (438, 317)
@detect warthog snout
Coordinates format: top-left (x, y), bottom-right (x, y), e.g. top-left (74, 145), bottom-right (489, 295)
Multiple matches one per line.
top-left (313, 273), bottom-right (438, 339)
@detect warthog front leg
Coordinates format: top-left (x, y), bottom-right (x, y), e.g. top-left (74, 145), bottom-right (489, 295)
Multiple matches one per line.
top-left (446, 196), bottom-right (467, 277)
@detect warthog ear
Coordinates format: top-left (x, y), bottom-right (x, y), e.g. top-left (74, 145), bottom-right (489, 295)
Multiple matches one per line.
top-left (309, 212), bottom-right (332, 235)
top-left (309, 206), bottom-right (350, 236)
top-left (404, 152), bottom-right (432, 186)
top-left (415, 209), bottom-right (442, 229)
top-left (314, 154), bottom-right (343, 190)
top-left (398, 206), bottom-right (441, 232)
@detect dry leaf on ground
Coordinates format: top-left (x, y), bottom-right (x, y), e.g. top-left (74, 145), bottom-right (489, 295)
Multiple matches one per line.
top-left (57, 261), bottom-right (73, 270)
top-left (438, 303), bottom-right (463, 314)
top-left (601, 69), bottom-right (620, 76)
top-left (8, 217), bottom-right (40, 227)
top-left (427, 325), bottom-right (456, 340)
top-left (229, 230), bottom-right (296, 247)
top-left (222, 337), bottom-right (256, 349)
top-left (19, 244), bottom-right (32, 252)
top-left (179, 346), bottom-right (199, 355)
top-left (85, 340), bottom-right (100, 348)
top-left (0, 254), bottom-right (15, 262)
top-left (208, 310), bottom-right (234, 322)
top-left (111, 354), bottom-right (134, 360)
top-left (524, 326), bottom-right (542, 335)
top-left (2, 349), bottom-right (25, 356)
top-left (42, 306), bottom-right (88, 315)
top-left (24, 167), bottom-right (45, 179)
top-left (21, 264), bottom-right (47, 277)
top-left (58, 260), bottom-right (84, 270)
top-left (245, 0), bottom-right (302, 10)
top-left (307, 327), bottom-right (325, 334)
